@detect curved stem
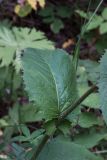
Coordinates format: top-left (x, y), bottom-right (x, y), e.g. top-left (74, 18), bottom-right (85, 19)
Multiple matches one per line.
top-left (58, 85), bottom-right (97, 123)
top-left (31, 84), bottom-right (97, 160)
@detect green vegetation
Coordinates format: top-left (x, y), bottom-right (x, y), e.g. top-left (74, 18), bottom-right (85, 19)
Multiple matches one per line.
top-left (0, 0), bottom-right (107, 160)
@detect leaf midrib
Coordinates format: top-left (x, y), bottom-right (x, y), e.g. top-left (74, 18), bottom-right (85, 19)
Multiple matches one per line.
top-left (42, 55), bottom-right (60, 110)
top-left (25, 53), bottom-right (60, 110)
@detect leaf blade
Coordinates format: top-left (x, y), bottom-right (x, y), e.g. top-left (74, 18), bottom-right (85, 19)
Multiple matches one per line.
top-left (37, 140), bottom-right (103, 160)
top-left (21, 48), bottom-right (77, 120)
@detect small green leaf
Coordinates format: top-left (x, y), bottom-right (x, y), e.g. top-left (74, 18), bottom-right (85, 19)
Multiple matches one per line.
top-left (21, 125), bottom-right (30, 137)
top-left (0, 119), bottom-right (8, 127)
top-left (30, 129), bottom-right (44, 140)
top-left (39, 6), bottom-right (54, 17)
top-left (51, 19), bottom-right (64, 33)
top-left (56, 6), bottom-right (72, 18)
top-left (100, 22), bottom-right (107, 34)
top-left (76, 10), bottom-right (88, 19)
top-left (78, 84), bottom-right (99, 108)
top-left (12, 136), bottom-right (28, 142)
top-left (87, 16), bottom-right (103, 31)
top-left (102, 8), bottom-right (107, 20)
top-left (76, 12), bottom-right (103, 32)
top-left (15, 3), bottom-right (32, 17)
top-left (83, 93), bottom-right (99, 108)
top-left (95, 34), bottom-right (107, 53)
top-left (58, 120), bottom-right (71, 135)
top-left (74, 131), bottom-right (107, 148)
top-left (43, 16), bottom-right (55, 23)
top-left (78, 112), bottom-right (103, 128)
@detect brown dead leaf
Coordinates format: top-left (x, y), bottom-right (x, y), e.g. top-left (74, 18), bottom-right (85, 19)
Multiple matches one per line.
top-left (62, 38), bottom-right (75, 49)
top-left (27, 0), bottom-right (45, 10)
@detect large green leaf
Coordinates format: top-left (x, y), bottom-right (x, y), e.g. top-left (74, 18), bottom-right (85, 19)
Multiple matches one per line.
top-left (21, 48), bottom-right (77, 120)
top-left (0, 26), bottom-right (53, 67)
top-left (99, 51), bottom-right (107, 124)
top-left (37, 140), bottom-right (102, 160)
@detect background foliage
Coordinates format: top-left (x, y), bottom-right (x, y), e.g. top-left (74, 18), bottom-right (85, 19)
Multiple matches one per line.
top-left (0, 0), bottom-right (107, 160)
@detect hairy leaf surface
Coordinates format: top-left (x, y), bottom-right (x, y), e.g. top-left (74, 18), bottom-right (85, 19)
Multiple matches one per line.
top-left (21, 48), bottom-right (77, 120)
top-left (99, 51), bottom-right (107, 124)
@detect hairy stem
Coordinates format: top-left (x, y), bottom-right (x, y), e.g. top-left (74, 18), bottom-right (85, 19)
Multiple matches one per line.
top-left (31, 135), bottom-right (49, 160)
top-left (58, 85), bottom-right (97, 122)
top-left (31, 84), bottom-right (97, 160)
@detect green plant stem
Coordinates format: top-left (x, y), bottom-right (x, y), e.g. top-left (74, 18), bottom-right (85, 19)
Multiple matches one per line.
top-left (58, 84), bottom-right (97, 122)
top-left (86, 0), bottom-right (103, 30)
top-left (31, 135), bottom-right (49, 160)
top-left (31, 84), bottom-right (97, 160)
top-left (10, 65), bottom-right (15, 96)
top-left (73, 0), bottom-right (92, 70)
top-left (73, 0), bottom-right (103, 70)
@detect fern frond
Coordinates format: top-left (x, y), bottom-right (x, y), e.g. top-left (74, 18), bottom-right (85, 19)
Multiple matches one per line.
top-left (0, 26), bottom-right (53, 69)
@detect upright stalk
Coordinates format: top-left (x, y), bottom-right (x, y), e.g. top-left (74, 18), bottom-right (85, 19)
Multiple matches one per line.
top-left (73, 0), bottom-right (103, 70)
